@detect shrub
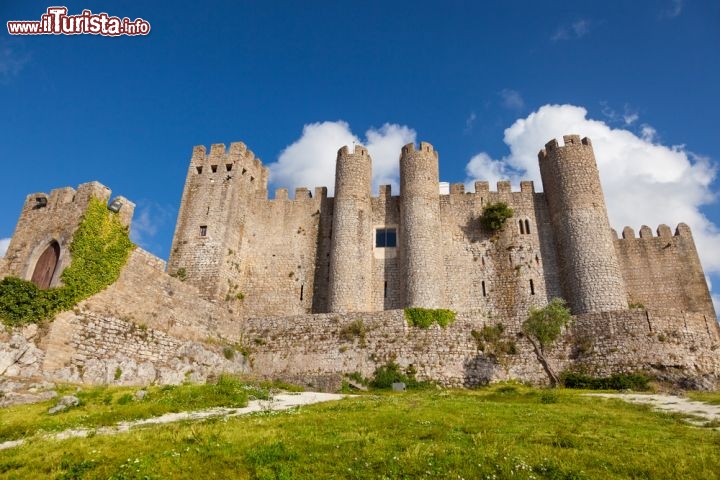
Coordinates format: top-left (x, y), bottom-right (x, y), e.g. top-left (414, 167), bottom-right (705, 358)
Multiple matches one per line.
top-left (404, 308), bottom-right (456, 329)
top-left (471, 324), bottom-right (517, 359)
top-left (369, 361), bottom-right (429, 390)
top-left (480, 202), bottom-right (514, 231)
top-left (339, 319), bottom-right (366, 343)
top-left (223, 346), bottom-right (236, 360)
top-left (171, 268), bottom-right (187, 281)
top-left (0, 198), bottom-right (135, 326)
top-left (561, 371), bottom-right (651, 391)
top-left (116, 393), bottom-right (134, 405)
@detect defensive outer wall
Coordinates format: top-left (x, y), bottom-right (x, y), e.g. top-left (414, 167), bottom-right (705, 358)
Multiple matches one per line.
top-left (1, 135), bottom-right (719, 390)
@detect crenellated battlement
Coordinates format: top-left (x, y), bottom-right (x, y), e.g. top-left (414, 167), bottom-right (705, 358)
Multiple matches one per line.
top-left (337, 144), bottom-right (368, 158)
top-left (20, 181), bottom-right (134, 226)
top-left (401, 141), bottom-right (438, 158)
top-left (189, 142), bottom-right (268, 187)
top-left (618, 223), bottom-right (694, 240)
top-left (538, 135), bottom-right (593, 160)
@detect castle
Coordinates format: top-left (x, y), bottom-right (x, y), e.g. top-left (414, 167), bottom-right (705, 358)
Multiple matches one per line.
top-left (0, 135), bottom-right (718, 390)
top-left (165, 135), bottom-right (715, 320)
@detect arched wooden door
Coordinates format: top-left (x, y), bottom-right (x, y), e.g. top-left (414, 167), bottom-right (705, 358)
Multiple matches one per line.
top-left (30, 242), bottom-right (60, 289)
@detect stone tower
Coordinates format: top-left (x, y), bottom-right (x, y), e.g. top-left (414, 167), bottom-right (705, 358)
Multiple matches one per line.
top-left (167, 142), bottom-right (268, 299)
top-left (400, 142), bottom-right (445, 308)
top-left (1, 182), bottom-right (133, 289)
top-left (539, 135), bottom-right (627, 314)
top-left (327, 145), bottom-right (373, 312)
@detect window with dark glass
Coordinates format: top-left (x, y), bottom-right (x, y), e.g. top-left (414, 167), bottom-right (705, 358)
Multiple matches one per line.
top-left (375, 228), bottom-right (397, 248)
top-left (200, 225), bottom-right (207, 236)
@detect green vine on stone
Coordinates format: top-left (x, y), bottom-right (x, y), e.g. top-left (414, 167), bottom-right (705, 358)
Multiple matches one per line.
top-left (404, 308), bottom-right (456, 329)
top-left (0, 198), bottom-right (135, 326)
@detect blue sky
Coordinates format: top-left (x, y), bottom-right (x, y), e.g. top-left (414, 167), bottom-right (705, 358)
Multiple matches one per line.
top-left (1, 1), bottom-right (719, 313)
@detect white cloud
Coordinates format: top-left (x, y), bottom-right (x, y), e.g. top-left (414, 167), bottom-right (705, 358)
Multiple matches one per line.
top-left (713, 294), bottom-right (720, 318)
top-left (0, 238), bottom-right (10, 258)
top-left (500, 89), bottom-right (524, 110)
top-left (464, 112), bottom-right (477, 134)
top-left (130, 201), bottom-right (174, 253)
top-left (0, 39), bottom-right (30, 83)
top-left (464, 104), bottom-right (720, 281)
top-left (268, 121), bottom-right (416, 196)
top-left (662, 0), bottom-right (683, 18)
top-left (552, 19), bottom-right (591, 41)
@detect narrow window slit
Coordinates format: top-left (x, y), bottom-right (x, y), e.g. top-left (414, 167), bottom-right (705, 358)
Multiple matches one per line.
top-left (482, 281), bottom-right (486, 297)
top-left (525, 219), bottom-right (531, 235)
top-left (519, 220), bottom-right (525, 234)
top-left (384, 281), bottom-right (388, 298)
top-left (300, 284), bottom-right (304, 301)
top-left (530, 279), bottom-right (535, 295)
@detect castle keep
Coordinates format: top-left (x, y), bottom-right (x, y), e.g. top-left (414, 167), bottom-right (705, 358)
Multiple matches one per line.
top-left (1, 134), bottom-right (718, 390)
top-left (166, 135), bottom-right (715, 320)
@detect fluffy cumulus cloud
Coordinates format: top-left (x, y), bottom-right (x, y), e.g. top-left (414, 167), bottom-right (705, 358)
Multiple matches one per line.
top-left (268, 121), bottom-right (416, 196)
top-left (0, 238), bottom-right (10, 258)
top-left (464, 104), bottom-right (720, 281)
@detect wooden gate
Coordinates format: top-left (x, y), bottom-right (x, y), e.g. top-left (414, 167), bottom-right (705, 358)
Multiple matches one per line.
top-left (30, 242), bottom-right (60, 289)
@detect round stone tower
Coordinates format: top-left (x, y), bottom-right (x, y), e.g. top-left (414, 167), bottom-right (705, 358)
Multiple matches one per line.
top-left (539, 135), bottom-right (627, 314)
top-left (400, 141), bottom-right (445, 308)
top-left (327, 145), bottom-right (373, 313)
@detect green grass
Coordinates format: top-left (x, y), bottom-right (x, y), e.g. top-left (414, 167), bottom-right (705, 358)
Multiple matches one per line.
top-left (1, 384), bottom-right (719, 479)
top-left (0, 375), bottom-right (261, 443)
top-left (687, 391), bottom-right (720, 405)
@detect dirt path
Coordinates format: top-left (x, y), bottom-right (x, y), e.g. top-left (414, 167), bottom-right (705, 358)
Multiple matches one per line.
top-left (0, 391), bottom-right (347, 451)
top-left (587, 393), bottom-right (720, 426)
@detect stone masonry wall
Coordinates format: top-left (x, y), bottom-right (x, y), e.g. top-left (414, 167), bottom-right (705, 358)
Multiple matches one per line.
top-left (438, 181), bottom-right (561, 317)
top-left (615, 224), bottom-right (716, 317)
top-left (37, 311), bottom-right (247, 386)
top-left (236, 187), bottom-right (329, 317)
top-left (240, 308), bottom-right (720, 390)
top-left (84, 248), bottom-right (240, 342)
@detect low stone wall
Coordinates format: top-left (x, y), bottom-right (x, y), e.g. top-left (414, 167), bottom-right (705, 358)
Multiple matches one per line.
top-left (570, 310), bottom-right (720, 388)
top-left (1, 311), bottom-right (247, 387)
top-left (240, 309), bottom-right (720, 390)
top-left (81, 248), bottom-right (240, 342)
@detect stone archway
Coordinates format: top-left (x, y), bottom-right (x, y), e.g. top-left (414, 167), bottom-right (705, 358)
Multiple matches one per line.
top-left (30, 241), bottom-right (60, 289)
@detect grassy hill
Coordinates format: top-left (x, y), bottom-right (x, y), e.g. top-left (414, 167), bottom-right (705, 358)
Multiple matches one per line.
top-left (1, 380), bottom-right (719, 479)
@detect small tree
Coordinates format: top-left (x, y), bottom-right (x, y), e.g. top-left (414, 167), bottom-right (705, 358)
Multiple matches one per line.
top-left (522, 298), bottom-right (572, 387)
top-left (480, 202), bottom-right (514, 231)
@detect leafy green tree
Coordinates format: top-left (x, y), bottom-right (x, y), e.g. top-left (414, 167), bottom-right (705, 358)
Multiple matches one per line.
top-left (522, 298), bottom-right (572, 387)
top-left (480, 202), bottom-right (514, 231)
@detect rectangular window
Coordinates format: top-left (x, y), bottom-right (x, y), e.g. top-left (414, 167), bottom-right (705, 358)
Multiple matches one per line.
top-left (375, 228), bottom-right (397, 248)
top-left (199, 225), bottom-right (207, 237)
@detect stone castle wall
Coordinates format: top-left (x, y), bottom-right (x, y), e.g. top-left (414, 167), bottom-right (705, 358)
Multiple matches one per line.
top-left (615, 224), bottom-right (717, 318)
top-left (240, 308), bottom-right (720, 390)
top-left (163, 136), bottom-right (715, 320)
